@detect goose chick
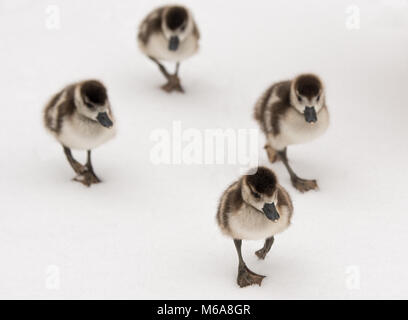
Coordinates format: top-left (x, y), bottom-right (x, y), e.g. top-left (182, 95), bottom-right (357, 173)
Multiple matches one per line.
top-left (217, 167), bottom-right (293, 288)
top-left (254, 74), bottom-right (329, 192)
top-left (43, 80), bottom-right (116, 186)
top-left (138, 5), bottom-right (200, 93)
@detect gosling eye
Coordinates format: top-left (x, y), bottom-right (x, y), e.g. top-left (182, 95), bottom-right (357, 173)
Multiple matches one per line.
top-left (85, 102), bottom-right (94, 109)
top-left (297, 95), bottom-right (302, 102)
top-left (316, 95), bottom-right (321, 102)
top-left (252, 192), bottom-right (261, 200)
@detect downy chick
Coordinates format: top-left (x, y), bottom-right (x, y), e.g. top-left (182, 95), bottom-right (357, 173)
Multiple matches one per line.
top-left (254, 74), bottom-right (329, 192)
top-left (43, 80), bottom-right (116, 186)
top-left (217, 167), bottom-right (293, 288)
top-left (138, 5), bottom-right (200, 93)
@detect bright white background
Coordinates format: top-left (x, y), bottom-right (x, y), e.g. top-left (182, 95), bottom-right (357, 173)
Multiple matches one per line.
top-left (0, 0), bottom-right (407, 299)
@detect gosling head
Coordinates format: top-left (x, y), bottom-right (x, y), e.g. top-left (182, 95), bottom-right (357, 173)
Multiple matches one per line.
top-left (162, 6), bottom-right (193, 51)
top-left (76, 80), bottom-right (113, 128)
top-left (291, 74), bottom-right (325, 124)
top-left (242, 167), bottom-right (280, 222)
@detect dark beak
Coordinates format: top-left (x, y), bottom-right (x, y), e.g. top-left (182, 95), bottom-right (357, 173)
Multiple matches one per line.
top-left (96, 112), bottom-right (113, 128)
top-left (169, 36), bottom-right (180, 51)
top-left (263, 202), bottom-right (280, 222)
top-left (304, 106), bottom-right (318, 123)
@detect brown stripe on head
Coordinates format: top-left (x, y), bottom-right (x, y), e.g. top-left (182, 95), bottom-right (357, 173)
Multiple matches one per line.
top-left (294, 74), bottom-right (322, 99)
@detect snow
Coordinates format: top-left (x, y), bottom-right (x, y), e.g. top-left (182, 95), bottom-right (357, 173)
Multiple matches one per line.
top-left (0, 0), bottom-right (407, 299)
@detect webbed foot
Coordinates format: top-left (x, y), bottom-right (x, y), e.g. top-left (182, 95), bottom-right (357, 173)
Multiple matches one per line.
top-left (265, 145), bottom-right (278, 163)
top-left (73, 170), bottom-right (101, 187)
top-left (237, 265), bottom-right (266, 288)
top-left (291, 176), bottom-right (318, 193)
top-left (255, 248), bottom-right (269, 260)
top-left (161, 75), bottom-right (184, 93)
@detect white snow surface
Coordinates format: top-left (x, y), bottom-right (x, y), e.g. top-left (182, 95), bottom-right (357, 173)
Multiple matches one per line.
top-left (0, 0), bottom-right (407, 299)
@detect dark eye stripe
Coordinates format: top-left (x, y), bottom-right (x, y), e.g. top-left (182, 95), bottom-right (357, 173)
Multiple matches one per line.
top-left (252, 191), bottom-right (261, 199)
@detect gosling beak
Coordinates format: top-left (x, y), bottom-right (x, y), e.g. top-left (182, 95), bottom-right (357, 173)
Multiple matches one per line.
top-left (169, 36), bottom-right (180, 51)
top-left (96, 112), bottom-right (113, 128)
top-left (263, 202), bottom-right (280, 222)
top-left (304, 106), bottom-right (318, 123)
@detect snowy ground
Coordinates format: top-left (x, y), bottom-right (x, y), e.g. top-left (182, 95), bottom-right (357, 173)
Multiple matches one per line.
top-left (0, 0), bottom-right (407, 299)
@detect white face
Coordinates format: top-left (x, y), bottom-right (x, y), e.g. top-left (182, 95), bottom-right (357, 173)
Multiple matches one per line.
top-left (291, 88), bottom-right (325, 114)
top-left (241, 180), bottom-right (279, 212)
top-left (162, 10), bottom-right (193, 42)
